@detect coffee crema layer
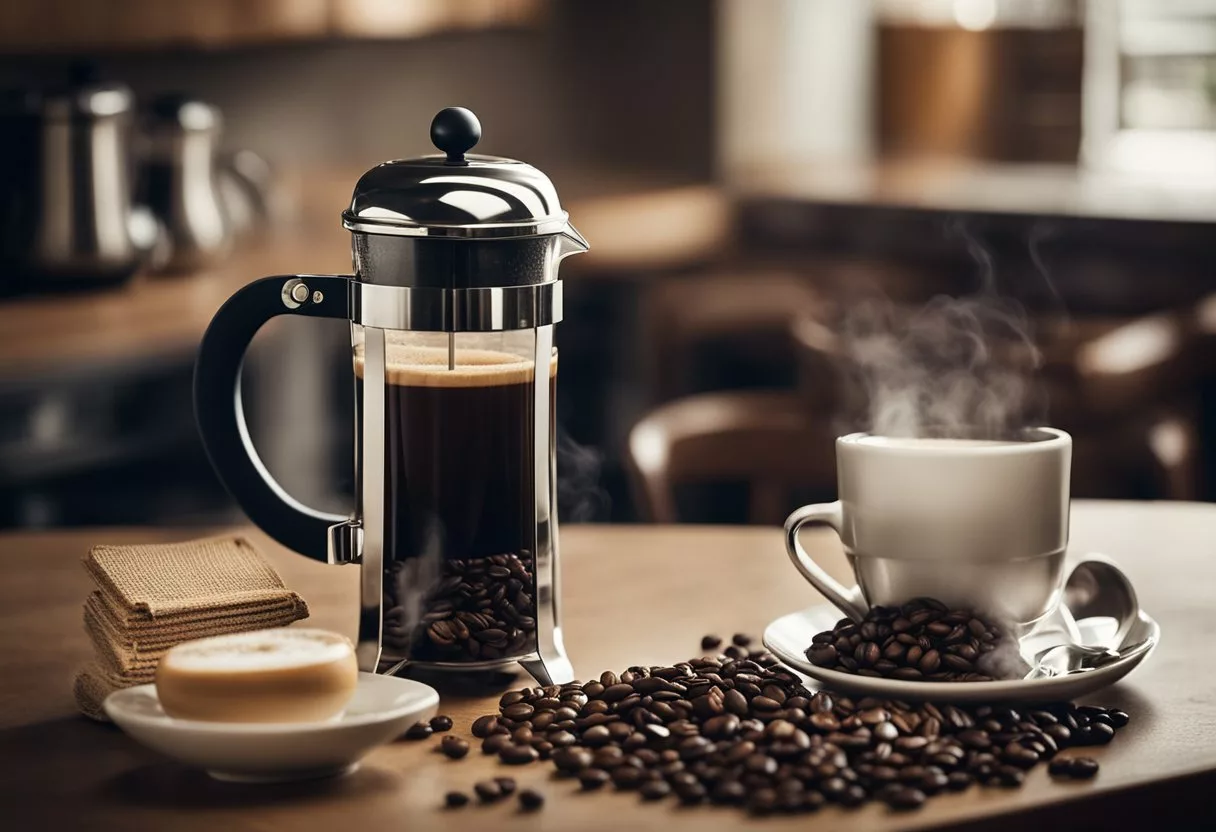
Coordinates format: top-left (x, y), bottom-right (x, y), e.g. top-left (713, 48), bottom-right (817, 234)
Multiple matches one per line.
top-left (354, 345), bottom-right (557, 388)
top-left (850, 437), bottom-right (1023, 449)
top-left (155, 628), bottom-right (358, 723)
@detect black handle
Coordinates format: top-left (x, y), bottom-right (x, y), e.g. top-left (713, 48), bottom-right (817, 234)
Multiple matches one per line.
top-left (194, 274), bottom-right (352, 561)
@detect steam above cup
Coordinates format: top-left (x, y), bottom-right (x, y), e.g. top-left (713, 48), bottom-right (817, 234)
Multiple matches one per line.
top-left (784, 429), bottom-right (1073, 626)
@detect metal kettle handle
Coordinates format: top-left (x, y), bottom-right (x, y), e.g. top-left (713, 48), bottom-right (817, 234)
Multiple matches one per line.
top-left (193, 274), bottom-right (352, 561)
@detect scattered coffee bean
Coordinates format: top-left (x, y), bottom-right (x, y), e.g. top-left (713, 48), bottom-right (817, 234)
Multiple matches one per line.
top-left (471, 714), bottom-right (500, 738)
top-left (518, 788), bottom-right (545, 811)
top-left (482, 733), bottom-right (512, 755)
top-left (439, 735), bottom-right (469, 759)
top-left (500, 744), bottom-right (540, 765)
top-left (1049, 756), bottom-right (1100, 779)
top-left (494, 776), bottom-right (517, 796)
top-left (444, 791), bottom-right (469, 809)
top-left (473, 780), bottom-right (502, 803)
top-left (579, 768), bottom-right (611, 790)
top-left (886, 786), bottom-right (927, 810)
top-left (701, 634), bottom-right (722, 651)
top-left (805, 598), bottom-right (1013, 682)
top-left (429, 714), bottom-right (453, 732)
top-left (640, 780), bottom-right (672, 800)
top-left (403, 722), bottom-right (432, 740)
top-left (456, 631), bottom-right (1128, 817)
top-left (732, 633), bottom-right (752, 647)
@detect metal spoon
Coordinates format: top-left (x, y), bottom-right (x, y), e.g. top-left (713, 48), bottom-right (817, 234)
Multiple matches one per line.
top-left (1025, 638), bottom-right (1152, 679)
top-left (1023, 555), bottom-right (1143, 680)
top-left (1063, 555), bottom-right (1141, 651)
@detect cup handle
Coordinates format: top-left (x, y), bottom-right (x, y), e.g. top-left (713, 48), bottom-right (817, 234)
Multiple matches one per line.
top-left (784, 501), bottom-right (869, 622)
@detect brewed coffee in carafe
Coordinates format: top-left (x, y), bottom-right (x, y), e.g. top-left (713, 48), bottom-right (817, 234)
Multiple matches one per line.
top-left (355, 333), bottom-right (556, 663)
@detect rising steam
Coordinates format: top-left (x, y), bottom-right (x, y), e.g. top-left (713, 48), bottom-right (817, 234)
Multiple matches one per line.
top-left (835, 222), bottom-right (1047, 439)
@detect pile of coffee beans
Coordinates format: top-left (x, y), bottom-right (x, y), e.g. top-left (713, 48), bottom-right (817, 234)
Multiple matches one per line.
top-left (442, 636), bottom-right (1126, 815)
top-left (806, 598), bottom-right (1014, 682)
top-left (410, 551), bottom-right (537, 662)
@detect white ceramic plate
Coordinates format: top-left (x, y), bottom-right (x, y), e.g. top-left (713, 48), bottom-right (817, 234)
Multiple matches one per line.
top-left (764, 603), bottom-right (1159, 703)
top-left (105, 672), bottom-right (438, 782)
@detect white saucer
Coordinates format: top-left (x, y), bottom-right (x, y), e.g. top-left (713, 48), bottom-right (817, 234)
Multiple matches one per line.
top-left (104, 672), bottom-right (439, 782)
top-left (764, 604), bottom-right (1159, 703)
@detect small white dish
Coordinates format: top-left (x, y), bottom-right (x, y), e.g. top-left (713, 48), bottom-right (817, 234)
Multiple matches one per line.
top-left (105, 672), bottom-right (438, 782)
top-left (764, 603), bottom-right (1159, 703)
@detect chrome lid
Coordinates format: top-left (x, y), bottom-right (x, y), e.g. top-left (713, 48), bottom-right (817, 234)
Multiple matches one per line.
top-left (342, 107), bottom-right (578, 240)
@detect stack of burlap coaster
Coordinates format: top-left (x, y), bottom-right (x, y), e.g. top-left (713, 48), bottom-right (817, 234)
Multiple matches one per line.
top-left (73, 535), bottom-right (309, 721)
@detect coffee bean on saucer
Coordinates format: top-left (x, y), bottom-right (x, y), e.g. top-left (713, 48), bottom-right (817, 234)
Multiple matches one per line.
top-left (701, 634), bottom-right (723, 651)
top-left (429, 715), bottom-right (454, 732)
top-left (403, 721), bottom-right (432, 740)
top-left (473, 780), bottom-right (502, 803)
top-left (802, 597), bottom-right (1014, 682)
top-left (518, 788), bottom-right (545, 810)
top-left (444, 791), bottom-right (469, 808)
top-left (500, 744), bottom-right (540, 765)
top-left (440, 736), bottom-right (469, 759)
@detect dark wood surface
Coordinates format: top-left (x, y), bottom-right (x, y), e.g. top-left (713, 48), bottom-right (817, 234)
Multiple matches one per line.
top-left (1, 500), bottom-right (1214, 830)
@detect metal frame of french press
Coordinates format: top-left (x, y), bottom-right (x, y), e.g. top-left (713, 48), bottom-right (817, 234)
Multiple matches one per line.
top-left (193, 108), bottom-right (584, 687)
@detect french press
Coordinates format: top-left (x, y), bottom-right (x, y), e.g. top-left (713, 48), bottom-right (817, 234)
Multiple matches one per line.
top-left (194, 107), bottom-right (586, 685)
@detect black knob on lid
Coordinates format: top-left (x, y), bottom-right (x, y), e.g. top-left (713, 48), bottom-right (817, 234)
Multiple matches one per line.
top-left (430, 107), bottom-right (481, 164)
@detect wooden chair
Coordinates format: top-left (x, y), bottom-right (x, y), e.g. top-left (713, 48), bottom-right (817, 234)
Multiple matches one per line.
top-left (626, 391), bottom-right (836, 524)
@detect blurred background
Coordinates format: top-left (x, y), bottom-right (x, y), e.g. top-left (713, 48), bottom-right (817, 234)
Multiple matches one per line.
top-left (2, 0), bottom-right (1216, 530)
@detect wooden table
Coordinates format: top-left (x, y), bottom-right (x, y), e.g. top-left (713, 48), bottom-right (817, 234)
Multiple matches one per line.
top-left (1, 500), bottom-right (1214, 830)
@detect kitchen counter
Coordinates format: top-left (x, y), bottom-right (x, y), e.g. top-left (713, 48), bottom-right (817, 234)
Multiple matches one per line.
top-left (1, 501), bottom-right (1214, 830)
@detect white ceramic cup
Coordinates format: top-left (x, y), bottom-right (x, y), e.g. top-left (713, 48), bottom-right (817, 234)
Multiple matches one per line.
top-left (784, 428), bottom-right (1073, 626)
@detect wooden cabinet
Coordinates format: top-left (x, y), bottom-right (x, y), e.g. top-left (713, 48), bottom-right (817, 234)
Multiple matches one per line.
top-left (0, 0), bottom-right (543, 52)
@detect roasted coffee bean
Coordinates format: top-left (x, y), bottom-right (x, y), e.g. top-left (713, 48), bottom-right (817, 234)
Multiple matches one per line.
top-left (732, 633), bottom-right (753, 647)
top-left (473, 780), bottom-right (502, 803)
top-left (402, 721), bottom-right (432, 740)
top-left (518, 788), bottom-right (545, 810)
top-left (494, 776), bottom-right (517, 797)
top-left (640, 780), bottom-right (672, 801)
top-left (701, 634), bottom-right (723, 651)
top-left (578, 767), bottom-right (610, 790)
top-left (466, 645), bottom-right (1129, 819)
top-left (500, 744), bottom-right (539, 765)
top-left (439, 735), bottom-right (469, 759)
top-left (471, 714), bottom-right (501, 738)
top-left (408, 552), bottom-right (537, 662)
top-left (429, 715), bottom-right (453, 732)
top-left (502, 703), bottom-right (534, 721)
top-left (886, 786), bottom-right (926, 810)
top-left (444, 791), bottom-right (469, 809)
top-left (612, 765), bottom-right (645, 790)
top-left (482, 733), bottom-right (512, 755)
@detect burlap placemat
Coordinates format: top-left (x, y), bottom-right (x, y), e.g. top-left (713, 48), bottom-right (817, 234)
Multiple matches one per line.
top-left (84, 596), bottom-right (306, 675)
top-left (75, 535), bottom-right (312, 721)
top-left (73, 662), bottom-right (128, 722)
top-left (84, 535), bottom-right (302, 618)
top-left (88, 589), bottom-right (306, 637)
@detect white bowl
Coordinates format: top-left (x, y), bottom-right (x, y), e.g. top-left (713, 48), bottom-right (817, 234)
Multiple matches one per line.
top-left (105, 672), bottom-right (438, 782)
